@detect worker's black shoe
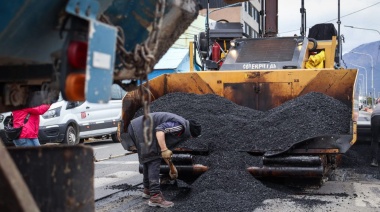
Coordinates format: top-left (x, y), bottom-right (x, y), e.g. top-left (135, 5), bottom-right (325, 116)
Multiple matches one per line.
top-left (370, 158), bottom-right (378, 167)
top-left (142, 188), bottom-right (150, 199)
top-left (148, 192), bottom-right (174, 208)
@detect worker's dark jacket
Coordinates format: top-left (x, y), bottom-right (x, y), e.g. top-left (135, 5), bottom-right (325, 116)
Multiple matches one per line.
top-left (371, 105), bottom-right (380, 120)
top-left (371, 105), bottom-right (380, 137)
top-left (370, 105), bottom-right (380, 158)
top-left (121, 112), bottom-right (191, 163)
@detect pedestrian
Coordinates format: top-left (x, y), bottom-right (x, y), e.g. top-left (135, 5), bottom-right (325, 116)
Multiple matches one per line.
top-left (121, 112), bottom-right (202, 208)
top-left (370, 105), bottom-right (380, 167)
top-left (12, 104), bottom-right (51, 147)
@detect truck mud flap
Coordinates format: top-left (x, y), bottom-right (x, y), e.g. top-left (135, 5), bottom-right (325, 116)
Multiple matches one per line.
top-left (0, 145), bottom-right (94, 212)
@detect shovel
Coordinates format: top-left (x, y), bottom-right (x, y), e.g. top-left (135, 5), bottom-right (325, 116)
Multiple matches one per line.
top-left (164, 157), bottom-right (178, 180)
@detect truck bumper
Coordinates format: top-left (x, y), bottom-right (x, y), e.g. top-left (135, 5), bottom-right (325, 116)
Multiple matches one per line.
top-left (38, 124), bottom-right (67, 144)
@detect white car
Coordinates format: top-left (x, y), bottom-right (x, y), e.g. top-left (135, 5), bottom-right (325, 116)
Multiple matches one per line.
top-left (39, 85), bottom-right (126, 145)
top-left (1, 84), bottom-right (126, 145)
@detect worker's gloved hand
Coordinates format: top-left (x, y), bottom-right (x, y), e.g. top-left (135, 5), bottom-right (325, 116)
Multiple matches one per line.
top-left (161, 149), bottom-right (173, 160)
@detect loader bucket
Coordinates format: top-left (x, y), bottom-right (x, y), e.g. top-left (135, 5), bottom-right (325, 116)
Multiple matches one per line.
top-left (122, 68), bottom-right (358, 135)
top-left (121, 68), bottom-right (358, 183)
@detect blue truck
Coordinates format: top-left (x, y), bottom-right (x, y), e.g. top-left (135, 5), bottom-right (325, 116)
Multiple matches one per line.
top-left (0, 0), bottom-right (199, 211)
top-left (0, 0), bottom-right (198, 111)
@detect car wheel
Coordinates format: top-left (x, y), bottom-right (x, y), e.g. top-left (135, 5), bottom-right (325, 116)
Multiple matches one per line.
top-left (111, 133), bottom-right (121, 143)
top-left (63, 125), bottom-right (78, 145)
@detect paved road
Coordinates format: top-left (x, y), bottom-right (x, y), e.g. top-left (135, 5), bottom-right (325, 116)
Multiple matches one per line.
top-left (85, 140), bottom-right (142, 201)
top-left (90, 138), bottom-right (380, 212)
top-left (86, 139), bottom-right (129, 161)
top-left (81, 109), bottom-right (379, 211)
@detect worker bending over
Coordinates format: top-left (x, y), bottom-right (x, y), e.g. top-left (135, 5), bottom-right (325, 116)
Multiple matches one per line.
top-left (121, 112), bottom-right (201, 208)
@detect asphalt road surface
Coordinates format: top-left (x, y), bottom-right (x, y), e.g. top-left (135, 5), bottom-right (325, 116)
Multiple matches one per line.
top-left (90, 137), bottom-right (380, 212)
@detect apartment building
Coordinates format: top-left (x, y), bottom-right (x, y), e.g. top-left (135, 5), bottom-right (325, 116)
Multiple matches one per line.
top-left (198, 0), bottom-right (262, 38)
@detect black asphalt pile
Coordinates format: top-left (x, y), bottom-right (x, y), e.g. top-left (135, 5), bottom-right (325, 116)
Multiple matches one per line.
top-left (134, 92), bottom-right (351, 211)
top-left (136, 91), bottom-right (351, 152)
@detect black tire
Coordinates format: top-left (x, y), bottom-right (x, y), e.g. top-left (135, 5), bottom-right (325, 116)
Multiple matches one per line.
top-left (63, 125), bottom-right (79, 145)
top-left (198, 32), bottom-right (208, 52)
top-left (111, 133), bottom-right (121, 143)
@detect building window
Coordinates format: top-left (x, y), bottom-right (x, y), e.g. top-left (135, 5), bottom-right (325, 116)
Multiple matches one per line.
top-left (244, 2), bottom-right (247, 12)
top-left (248, 2), bottom-right (253, 16)
top-left (253, 29), bottom-right (258, 38)
top-left (256, 9), bottom-right (260, 24)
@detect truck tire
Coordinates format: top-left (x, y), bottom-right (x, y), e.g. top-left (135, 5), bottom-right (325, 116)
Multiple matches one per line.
top-left (63, 125), bottom-right (79, 145)
top-left (111, 133), bottom-right (121, 143)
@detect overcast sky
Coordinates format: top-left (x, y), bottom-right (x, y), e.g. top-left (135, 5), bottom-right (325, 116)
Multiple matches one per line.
top-left (277, 0), bottom-right (380, 54)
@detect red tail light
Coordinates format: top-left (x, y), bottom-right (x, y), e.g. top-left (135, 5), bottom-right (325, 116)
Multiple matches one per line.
top-left (67, 41), bottom-right (88, 70)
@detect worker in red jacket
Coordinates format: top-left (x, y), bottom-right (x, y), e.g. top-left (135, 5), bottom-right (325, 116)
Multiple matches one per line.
top-left (12, 104), bottom-right (51, 147)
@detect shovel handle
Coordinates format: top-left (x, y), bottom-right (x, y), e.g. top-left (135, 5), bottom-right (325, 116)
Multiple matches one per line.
top-left (164, 158), bottom-right (178, 180)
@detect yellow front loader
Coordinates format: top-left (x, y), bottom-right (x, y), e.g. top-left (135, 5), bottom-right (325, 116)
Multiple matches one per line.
top-left (120, 30), bottom-right (358, 184)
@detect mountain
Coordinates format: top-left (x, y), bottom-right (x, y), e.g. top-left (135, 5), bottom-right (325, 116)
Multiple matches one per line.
top-left (342, 41), bottom-right (380, 99)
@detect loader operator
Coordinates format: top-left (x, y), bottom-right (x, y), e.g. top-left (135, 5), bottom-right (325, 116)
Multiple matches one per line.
top-left (370, 104), bottom-right (380, 167)
top-left (121, 112), bottom-right (202, 208)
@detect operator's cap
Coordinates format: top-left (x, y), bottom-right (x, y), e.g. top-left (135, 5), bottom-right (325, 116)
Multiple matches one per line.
top-left (189, 120), bottom-right (201, 138)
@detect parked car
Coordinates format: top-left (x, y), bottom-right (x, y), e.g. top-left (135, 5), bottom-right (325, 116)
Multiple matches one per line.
top-left (0, 84), bottom-right (126, 145)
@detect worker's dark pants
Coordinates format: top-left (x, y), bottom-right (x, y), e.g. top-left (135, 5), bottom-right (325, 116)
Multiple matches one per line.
top-left (142, 158), bottom-right (161, 196)
top-left (370, 116), bottom-right (380, 160)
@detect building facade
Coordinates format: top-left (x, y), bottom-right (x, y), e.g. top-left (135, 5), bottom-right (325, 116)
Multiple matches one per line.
top-left (198, 0), bottom-right (262, 38)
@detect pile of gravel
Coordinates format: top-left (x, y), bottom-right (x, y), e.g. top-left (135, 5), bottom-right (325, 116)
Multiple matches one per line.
top-left (136, 92), bottom-right (351, 152)
top-left (134, 92), bottom-right (352, 211)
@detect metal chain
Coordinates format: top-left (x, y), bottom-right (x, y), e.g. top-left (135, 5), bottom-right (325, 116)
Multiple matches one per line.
top-left (140, 80), bottom-right (153, 146)
top-left (141, 0), bottom-right (166, 146)
top-left (100, 0), bottom-right (166, 146)
top-left (100, 0), bottom-right (165, 77)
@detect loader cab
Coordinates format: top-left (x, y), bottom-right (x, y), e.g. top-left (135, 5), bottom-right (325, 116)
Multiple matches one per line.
top-left (219, 23), bottom-right (338, 71)
top-left (196, 21), bottom-right (338, 71)
top-left (219, 36), bottom-right (309, 71)
top-left (197, 21), bottom-right (245, 70)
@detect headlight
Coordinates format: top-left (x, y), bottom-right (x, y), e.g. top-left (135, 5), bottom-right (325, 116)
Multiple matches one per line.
top-left (42, 107), bottom-right (61, 119)
top-left (230, 40), bottom-right (236, 47)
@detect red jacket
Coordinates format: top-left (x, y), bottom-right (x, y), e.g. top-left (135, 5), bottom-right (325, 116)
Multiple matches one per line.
top-left (12, 104), bottom-right (51, 139)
